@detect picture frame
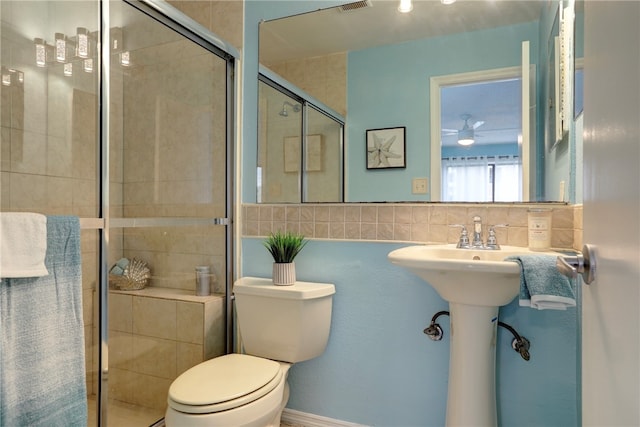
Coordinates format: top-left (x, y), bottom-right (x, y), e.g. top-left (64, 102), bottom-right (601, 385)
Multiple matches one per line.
top-left (366, 126), bottom-right (406, 169)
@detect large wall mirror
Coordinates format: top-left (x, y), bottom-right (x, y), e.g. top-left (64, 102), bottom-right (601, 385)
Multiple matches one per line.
top-left (258, 0), bottom-right (581, 203)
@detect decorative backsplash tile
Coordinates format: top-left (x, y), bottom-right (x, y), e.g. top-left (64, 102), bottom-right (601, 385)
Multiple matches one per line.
top-left (243, 203), bottom-right (582, 250)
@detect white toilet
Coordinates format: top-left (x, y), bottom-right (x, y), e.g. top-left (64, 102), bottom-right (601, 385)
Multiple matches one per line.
top-left (165, 276), bottom-right (335, 427)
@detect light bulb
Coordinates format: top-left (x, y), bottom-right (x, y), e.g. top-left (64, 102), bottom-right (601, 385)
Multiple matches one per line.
top-left (457, 137), bottom-right (474, 146)
top-left (398, 0), bottom-right (413, 13)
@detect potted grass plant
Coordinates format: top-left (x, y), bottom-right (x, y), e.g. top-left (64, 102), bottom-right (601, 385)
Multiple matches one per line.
top-left (263, 231), bottom-right (308, 285)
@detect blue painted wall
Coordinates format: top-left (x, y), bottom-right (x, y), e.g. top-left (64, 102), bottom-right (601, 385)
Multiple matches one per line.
top-left (242, 238), bottom-right (578, 426)
top-left (346, 22), bottom-right (539, 202)
top-left (242, 2), bottom-right (579, 426)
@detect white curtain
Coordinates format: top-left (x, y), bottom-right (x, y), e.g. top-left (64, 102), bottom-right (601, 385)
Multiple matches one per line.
top-left (441, 155), bottom-right (522, 202)
top-left (494, 162), bottom-right (522, 201)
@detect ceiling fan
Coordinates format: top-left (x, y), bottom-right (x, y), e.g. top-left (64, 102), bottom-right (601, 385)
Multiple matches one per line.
top-left (442, 113), bottom-right (485, 146)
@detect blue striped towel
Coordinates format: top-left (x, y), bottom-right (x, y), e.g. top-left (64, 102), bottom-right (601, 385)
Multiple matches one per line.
top-left (506, 254), bottom-right (577, 310)
top-left (0, 216), bottom-right (87, 426)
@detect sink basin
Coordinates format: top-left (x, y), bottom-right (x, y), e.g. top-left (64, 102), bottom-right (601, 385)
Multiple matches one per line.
top-left (388, 244), bottom-right (556, 306)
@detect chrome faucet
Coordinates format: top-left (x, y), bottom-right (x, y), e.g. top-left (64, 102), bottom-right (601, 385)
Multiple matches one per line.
top-left (452, 216), bottom-right (508, 250)
top-left (471, 215), bottom-right (484, 248)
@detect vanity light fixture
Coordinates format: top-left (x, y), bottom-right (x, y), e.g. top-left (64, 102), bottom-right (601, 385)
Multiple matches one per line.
top-left (83, 58), bottom-right (94, 73)
top-left (1, 69), bottom-right (11, 86)
top-left (63, 62), bottom-right (73, 77)
top-left (398, 0), bottom-right (413, 13)
top-left (55, 32), bottom-right (68, 63)
top-left (76, 27), bottom-right (91, 58)
top-left (34, 38), bottom-right (48, 67)
top-left (119, 51), bottom-right (131, 67)
top-left (1, 67), bottom-right (25, 86)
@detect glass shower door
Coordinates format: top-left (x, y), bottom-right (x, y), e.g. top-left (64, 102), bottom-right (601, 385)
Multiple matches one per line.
top-left (1, 0), bottom-right (234, 424)
top-left (1, 0), bottom-right (102, 423)
top-left (103, 1), bottom-right (232, 425)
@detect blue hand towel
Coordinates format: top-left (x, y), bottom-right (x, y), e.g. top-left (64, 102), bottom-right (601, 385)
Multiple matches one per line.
top-left (506, 254), bottom-right (576, 310)
top-left (0, 216), bottom-right (87, 427)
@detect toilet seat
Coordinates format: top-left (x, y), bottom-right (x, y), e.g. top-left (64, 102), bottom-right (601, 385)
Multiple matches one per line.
top-left (168, 354), bottom-right (283, 415)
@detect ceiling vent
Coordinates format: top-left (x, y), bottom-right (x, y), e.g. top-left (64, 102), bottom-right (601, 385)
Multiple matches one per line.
top-left (338, 0), bottom-right (372, 13)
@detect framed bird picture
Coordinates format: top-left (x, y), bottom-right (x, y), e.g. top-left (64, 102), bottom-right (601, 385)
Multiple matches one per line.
top-left (366, 126), bottom-right (406, 169)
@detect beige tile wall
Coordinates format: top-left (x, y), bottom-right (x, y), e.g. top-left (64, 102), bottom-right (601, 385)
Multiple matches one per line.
top-left (108, 288), bottom-right (225, 410)
top-left (115, 31), bottom-right (229, 294)
top-left (243, 203), bottom-right (581, 250)
top-left (168, 0), bottom-right (243, 51)
top-left (267, 53), bottom-right (348, 117)
top-left (573, 204), bottom-right (583, 250)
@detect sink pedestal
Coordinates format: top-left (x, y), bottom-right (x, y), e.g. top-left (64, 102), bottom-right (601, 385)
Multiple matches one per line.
top-left (387, 244), bottom-right (554, 426)
top-left (446, 303), bottom-right (498, 427)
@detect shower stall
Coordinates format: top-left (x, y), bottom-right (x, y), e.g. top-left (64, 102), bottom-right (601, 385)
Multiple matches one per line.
top-left (257, 74), bottom-right (345, 204)
top-left (1, 1), bottom-right (236, 425)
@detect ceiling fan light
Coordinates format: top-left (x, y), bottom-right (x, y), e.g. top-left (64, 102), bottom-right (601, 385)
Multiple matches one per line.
top-left (457, 128), bottom-right (475, 145)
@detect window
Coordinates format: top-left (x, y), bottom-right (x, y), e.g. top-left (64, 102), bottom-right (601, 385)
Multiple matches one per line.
top-left (442, 155), bottom-right (522, 202)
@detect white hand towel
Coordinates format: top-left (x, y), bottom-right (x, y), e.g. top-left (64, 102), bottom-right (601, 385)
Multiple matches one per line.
top-left (0, 212), bottom-right (49, 278)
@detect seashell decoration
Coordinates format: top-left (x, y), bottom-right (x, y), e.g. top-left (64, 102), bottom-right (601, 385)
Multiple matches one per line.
top-left (115, 258), bottom-right (151, 291)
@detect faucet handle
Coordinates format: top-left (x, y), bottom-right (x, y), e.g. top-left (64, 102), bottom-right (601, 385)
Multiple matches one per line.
top-left (485, 224), bottom-right (508, 250)
top-left (450, 224), bottom-right (470, 248)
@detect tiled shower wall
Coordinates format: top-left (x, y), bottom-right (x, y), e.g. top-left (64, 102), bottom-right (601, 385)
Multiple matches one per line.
top-left (113, 35), bottom-right (228, 293)
top-left (265, 52), bottom-right (347, 117)
top-left (244, 203), bottom-right (583, 250)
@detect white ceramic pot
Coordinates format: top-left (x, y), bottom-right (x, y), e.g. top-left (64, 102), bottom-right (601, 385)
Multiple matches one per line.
top-left (272, 262), bottom-right (296, 285)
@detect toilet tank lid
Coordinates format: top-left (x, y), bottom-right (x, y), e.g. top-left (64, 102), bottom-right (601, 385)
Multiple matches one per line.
top-left (234, 277), bottom-right (335, 300)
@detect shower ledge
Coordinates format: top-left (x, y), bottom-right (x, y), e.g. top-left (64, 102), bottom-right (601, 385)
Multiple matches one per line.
top-left (110, 286), bottom-right (224, 303)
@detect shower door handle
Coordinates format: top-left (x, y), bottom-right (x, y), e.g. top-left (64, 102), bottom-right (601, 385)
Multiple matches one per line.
top-left (213, 218), bottom-right (229, 225)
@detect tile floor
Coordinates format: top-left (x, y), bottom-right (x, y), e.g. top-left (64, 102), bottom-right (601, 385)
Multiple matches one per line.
top-left (87, 397), bottom-right (163, 427)
top-left (87, 397), bottom-right (299, 427)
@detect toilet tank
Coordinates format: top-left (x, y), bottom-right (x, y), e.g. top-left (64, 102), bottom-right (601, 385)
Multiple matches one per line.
top-left (234, 277), bottom-right (335, 363)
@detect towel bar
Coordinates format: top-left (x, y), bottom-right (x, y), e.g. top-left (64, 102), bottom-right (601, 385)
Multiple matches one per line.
top-left (556, 244), bottom-right (597, 285)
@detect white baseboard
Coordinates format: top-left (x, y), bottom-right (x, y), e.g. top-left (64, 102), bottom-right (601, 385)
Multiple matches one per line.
top-left (281, 408), bottom-right (369, 427)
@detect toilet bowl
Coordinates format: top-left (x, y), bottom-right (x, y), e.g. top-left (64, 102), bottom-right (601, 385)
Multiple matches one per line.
top-left (166, 354), bottom-right (291, 427)
top-left (165, 277), bottom-right (335, 427)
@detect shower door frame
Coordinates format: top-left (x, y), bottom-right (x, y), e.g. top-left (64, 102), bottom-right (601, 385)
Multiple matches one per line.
top-left (97, 1), bottom-right (238, 425)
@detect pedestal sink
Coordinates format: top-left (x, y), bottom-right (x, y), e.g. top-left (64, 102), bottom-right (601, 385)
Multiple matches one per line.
top-left (388, 244), bottom-right (556, 427)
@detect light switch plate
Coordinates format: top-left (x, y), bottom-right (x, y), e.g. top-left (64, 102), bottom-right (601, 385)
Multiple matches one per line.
top-left (412, 178), bottom-right (428, 194)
